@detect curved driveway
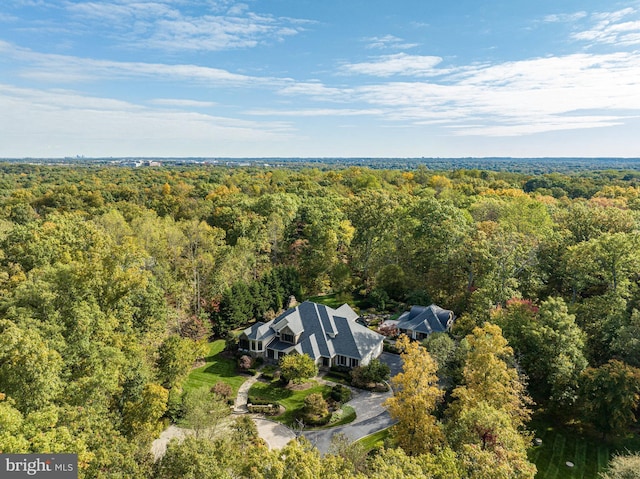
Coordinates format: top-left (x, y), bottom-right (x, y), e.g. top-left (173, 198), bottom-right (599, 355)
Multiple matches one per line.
top-left (252, 352), bottom-right (402, 453)
top-left (301, 353), bottom-right (401, 453)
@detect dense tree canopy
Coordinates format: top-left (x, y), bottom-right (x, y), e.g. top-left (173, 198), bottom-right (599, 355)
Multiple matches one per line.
top-left (1, 162), bottom-right (640, 476)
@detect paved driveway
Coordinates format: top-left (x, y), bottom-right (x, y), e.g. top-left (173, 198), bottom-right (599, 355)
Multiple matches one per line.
top-left (253, 352), bottom-right (404, 453)
top-left (379, 351), bottom-right (403, 378)
top-left (301, 352), bottom-right (403, 453)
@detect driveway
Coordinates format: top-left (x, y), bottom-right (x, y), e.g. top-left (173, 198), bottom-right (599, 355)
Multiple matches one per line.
top-left (252, 417), bottom-right (297, 449)
top-left (380, 351), bottom-right (403, 378)
top-left (301, 352), bottom-right (403, 453)
top-left (252, 352), bottom-right (404, 453)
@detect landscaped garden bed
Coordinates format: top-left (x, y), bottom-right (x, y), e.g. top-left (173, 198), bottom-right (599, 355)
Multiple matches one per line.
top-left (248, 379), bottom-right (333, 426)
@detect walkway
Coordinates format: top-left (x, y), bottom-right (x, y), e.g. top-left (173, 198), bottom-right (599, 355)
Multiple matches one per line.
top-left (234, 374), bottom-right (260, 413)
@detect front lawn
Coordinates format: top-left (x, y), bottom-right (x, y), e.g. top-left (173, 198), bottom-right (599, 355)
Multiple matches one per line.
top-left (248, 380), bottom-right (332, 427)
top-left (356, 426), bottom-right (393, 452)
top-left (529, 418), bottom-right (640, 479)
top-left (183, 340), bottom-right (248, 396)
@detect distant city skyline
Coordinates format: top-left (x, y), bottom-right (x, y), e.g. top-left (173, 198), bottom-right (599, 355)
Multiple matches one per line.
top-left (2, 1), bottom-right (640, 158)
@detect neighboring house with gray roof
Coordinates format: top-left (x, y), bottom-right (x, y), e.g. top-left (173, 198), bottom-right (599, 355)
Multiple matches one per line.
top-left (238, 301), bottom-right (384, 369)
top-left (397, 304), bottom-right (455, 341)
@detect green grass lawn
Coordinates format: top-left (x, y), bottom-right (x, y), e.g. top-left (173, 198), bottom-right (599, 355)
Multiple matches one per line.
top-left (305, 293), bottom-right (369, 310)
top-left (356, 426), bottom-right (393, 452)
top-left (183, 340), bottom-right (248, 396)
top-left (528, 418), bottom-right (640, 479)
top-left (248, 380), bottom-right (332, 426)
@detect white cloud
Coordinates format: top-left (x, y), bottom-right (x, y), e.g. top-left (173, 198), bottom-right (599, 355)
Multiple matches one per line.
top-left (64, 0), bottom-right (307, 51)
top-left (277, 82), bottom-right (353, 101)
top-left (149, 98), bottom-right (217, 107)
top-left (246, 108), bottom-right (382, 117)
top-left (0, 84), bottom-right (293, 156)
top-left (341, 53), bottom-right (445, 77)
top-left (572, 7), bottom-right (640, 46)
top-left (364, 34), bottom-right (419, 50)
top-left (276, 50), bottom-right (640, 137)
top-left (0, 41), bottom-right (270, 85)
top-left (543, 12), bottom-right (587, 23)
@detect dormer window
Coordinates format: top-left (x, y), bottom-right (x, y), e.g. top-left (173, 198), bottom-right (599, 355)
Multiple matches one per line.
top-left (281, 333), bottom-right (295, 343)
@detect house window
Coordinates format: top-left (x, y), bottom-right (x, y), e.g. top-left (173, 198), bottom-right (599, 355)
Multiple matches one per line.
top-left (281, 333), bottom-right (295, 343)
top-left (350, 358), bottom-right (359, 368)
top-left (257, 341), bottom-right (262, 350)
top-left (239, 339), bottom-right (249, 350)
top-left (336, 355), bottom-right (347, 366)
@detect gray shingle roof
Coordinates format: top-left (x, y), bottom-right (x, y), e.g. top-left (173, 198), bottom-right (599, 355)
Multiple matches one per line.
top-left (397, 304), bottom-right (454, 335)
top-left (244, 322), bottom-right (276, 342)
top-left (242, 301), bottom-right (383, 362)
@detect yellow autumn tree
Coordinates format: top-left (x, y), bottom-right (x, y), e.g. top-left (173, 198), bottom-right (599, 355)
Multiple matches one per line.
top-left (384, 335), bottom-right (444, 455)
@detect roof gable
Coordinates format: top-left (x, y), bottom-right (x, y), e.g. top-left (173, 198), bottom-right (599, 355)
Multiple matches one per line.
top-left (246, 301), bottom-right (383, 361)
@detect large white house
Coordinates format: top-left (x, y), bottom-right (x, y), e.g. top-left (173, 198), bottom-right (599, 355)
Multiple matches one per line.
top-left (239, 301), bottom-right (384, 369)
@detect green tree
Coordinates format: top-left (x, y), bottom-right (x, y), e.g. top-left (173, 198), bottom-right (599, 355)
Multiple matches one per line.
top-left (493, 297), bottom-right (587, 406)
top-left (182, 387), bottom-right (230, 439)
top-left (579, 360), bottom-right (640, 438)
top-left (0, 320), bottom-right (63, 413)
top-left (565, 232), bottom-right (640, 297)
top-left (423, 332), bottom-right (456, 379)
top-left (365, 446), bottom-right (462, 479)
top-left (611, 309), bottom-right (640, 368)
top-left (121, 383), bottom-right (168, 440)
top-left (155, 436), bottom-right (236, 479)
top-left (156, 335), bottom-right (197, 388)
top-left (279, 353), bottom-right (318, 384)
top-left (450, 323), bottom-right (531, 426)
top-left (303, 393), bottom-right (329, 424)
top-left (446, 324), bottom-right (536, 479)
top-left (326, 433), bottom-right (368, 476)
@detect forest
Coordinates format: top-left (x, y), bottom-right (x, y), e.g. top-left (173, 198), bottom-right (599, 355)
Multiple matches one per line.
top-left (1, 162), bottom-right (640, 478)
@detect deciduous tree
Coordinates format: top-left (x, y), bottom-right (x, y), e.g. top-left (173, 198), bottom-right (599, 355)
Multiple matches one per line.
top-left (384, 335), bottom-right (444, 455)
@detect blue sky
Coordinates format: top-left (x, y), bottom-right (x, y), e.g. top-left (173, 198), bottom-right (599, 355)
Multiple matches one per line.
top-left (2, 1), bottom-right (640, 158)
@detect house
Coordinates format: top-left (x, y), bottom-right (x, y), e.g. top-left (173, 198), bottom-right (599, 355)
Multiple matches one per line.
top-left (396, 304), bottom-right (455, 340)
top-left (238, 301), bottom-right (384, 369)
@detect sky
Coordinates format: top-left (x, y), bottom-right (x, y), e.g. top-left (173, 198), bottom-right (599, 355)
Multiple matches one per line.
top-left (2, 1), bottom-right (640, 158)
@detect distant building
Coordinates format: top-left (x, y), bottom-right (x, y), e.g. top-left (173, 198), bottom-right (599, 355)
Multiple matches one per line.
top-left (239, 301), bottom-right (384, 369)
top-left (397, 304), bottom-right (455, 340)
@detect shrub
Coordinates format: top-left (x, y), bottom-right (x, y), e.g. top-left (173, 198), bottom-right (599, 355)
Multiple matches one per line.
top-left (383, 341), bottom-right (400, 354)
top-left (247, 395), bottom-right (274, 406)
top-left (247, 403), bottom-right (280, 415)
top-left (330, 365), bottom-right (351, 374)
top-left (330, 384), bottom-right (352, 403)
top-left (303, 393), bottom-right (331, 426)
top-left (261, 364), bottom-right (278, 380)
top-left (211, 382), bottom-right (233, 400)
top-left (378, 324), bottom-right (399, 338)
top-left (351, 359), bottom-right (390, 389)
top-left (238, 355), bottom-right (253, 370)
